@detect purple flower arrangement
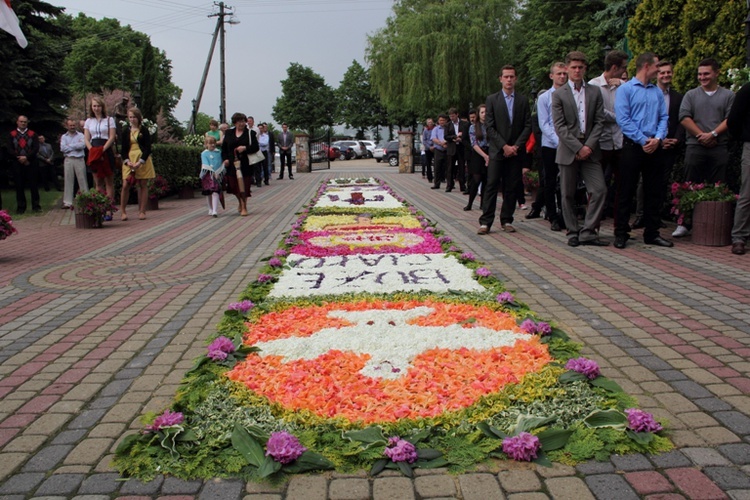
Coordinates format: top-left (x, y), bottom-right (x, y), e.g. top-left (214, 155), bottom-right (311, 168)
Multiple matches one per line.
top-left (496, 292), bottom-right (515, 304)
top-left (265, 431), bottom-right (307, 464)
top-left (501, 432), bottom-right (540, 461)
top-left (461, 252), bottom-right (475, 261)
top-left (145, 410), bottom-right (184, 432)
top-left (520, 319), bottom-right (552, 336)
top-left (274, 248), bottom-right (288, 257)
top-left (207, 336), bottom-right (236, 361)
top-left (384, 437), bottom-right (418, 463)
top-left (475, 267), bottom-right (492, 277)
top-left (448, 245), bottom-right (459, 252)
top-left (268, 258), bottom-right (283, 268)
top-left (257, 274), bottom-right (274, 284)
top-left (564, 357), bottom-right (601, 379)
top-left (0, 210), bottom-right (18, 240)
top-left (227, 300), bottom-right (255, 314)
top-left (438, 235), bottom-right (452, 244)
top-left (625, 409), bottom-right (662, 433)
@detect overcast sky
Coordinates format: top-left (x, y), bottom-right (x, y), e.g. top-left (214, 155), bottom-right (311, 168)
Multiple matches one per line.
top-left (53, 0), bottom-right (394, 129)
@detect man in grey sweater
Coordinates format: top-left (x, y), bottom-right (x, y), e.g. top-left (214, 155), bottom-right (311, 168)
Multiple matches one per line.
top-left (674, 58), bottom-right (735, 237)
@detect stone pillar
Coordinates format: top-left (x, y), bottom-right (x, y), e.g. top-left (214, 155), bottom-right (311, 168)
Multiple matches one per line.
top-left (398, 131), bottom-right (414, 173)
top-left (295, 134), bottom-right (310, 173)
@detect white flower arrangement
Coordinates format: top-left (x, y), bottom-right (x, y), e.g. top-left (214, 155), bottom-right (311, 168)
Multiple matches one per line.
top-left (727, 67), bottom-right (750, 92)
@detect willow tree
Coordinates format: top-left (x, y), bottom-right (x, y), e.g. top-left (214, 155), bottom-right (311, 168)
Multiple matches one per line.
top-left (366, 0), bottom-right (515, 119)
top-left (627, 0), bottom-right (746, 92)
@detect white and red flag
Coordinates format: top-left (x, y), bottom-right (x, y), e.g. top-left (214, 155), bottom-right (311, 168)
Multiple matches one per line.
top-left (0, 0), bottom-right (28, 48)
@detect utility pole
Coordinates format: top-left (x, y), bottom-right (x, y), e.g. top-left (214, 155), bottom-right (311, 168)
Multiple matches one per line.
top-left (187, 2), bottom-right (238, 134)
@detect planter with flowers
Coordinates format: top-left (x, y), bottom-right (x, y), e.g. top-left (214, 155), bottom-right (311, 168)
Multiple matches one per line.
top-left (523, 169), bottom-right (540, 197)
top-left (173, 175), bottom-right (199, 199)
top-left (671, 181), bottom-right (736, 246)
top-left (73, 189), bottom-right (116, 228)
top-left (147, 175), bottom-right (169, 210)
top-left (0, 210), bottom-right (18, 240)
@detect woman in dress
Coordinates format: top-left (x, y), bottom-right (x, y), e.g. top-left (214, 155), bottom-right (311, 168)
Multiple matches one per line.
top-left (464, 105), bottom-right (489, 211)
top-left (83, 96), bottom-right (116, 219)
top-left (221, 112), bottom-right (258, 216)
top-left (119, 108), bottom-right (156, 220)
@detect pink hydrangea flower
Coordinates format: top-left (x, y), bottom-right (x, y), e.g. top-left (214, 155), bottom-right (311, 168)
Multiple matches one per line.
top-left (257, 274), bottom-right (274, 283)
top-left (145, 410), bottom-right (184, 432)
top-left (565, 357), bottom-right (600, 379)
top-left (501, 432), bottom-right (540, 461)
top-left (496, 292), bottom-right (515, 304)
top-left (227, 300), bottom-right (254, 314)
top-left (475, 267), bottom-right (491, 277)
top-left (384, 436), bottom-right (418, 463)
top-left (265, 431), bottom-right (307, 464)
top-left (625, 408), bottom-right (662, 433)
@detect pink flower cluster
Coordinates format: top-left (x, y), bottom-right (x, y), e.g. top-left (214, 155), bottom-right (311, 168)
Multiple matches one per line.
top-left (461, 252), bottom-right (475, 261)
top-left (384, 437), bottom-right (418, 463)
top-left (502, 432), bottom-right (540, 461)
top-left (268, 257), bottom-right (283, 268)
top-left (227, 300), bottom-right (255, 314)
top-left (265, 431), bottom-right (307, 464)
top-left (520, 319), bottom-right (552, 336)
top-left (0, 210), bottom-right (18, 240)
top-left (207, 336), bottom-right (235, 361)
top-left (274, 248), bottom-right (288, 257)
top-left (496, 292), bottom-right (515, 304)
top-left (257, 274), bottom-right (274, 283)
top-left (475, 267), bottom-right (492, 277)
top-left (625, 408), bottom-right (662, 433)
top-left (145, 409), bottom-right (184, 432)
top-left (565, 357), bottom-right (601, 379)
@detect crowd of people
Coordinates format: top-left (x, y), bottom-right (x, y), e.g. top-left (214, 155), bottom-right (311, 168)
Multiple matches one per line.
top-left (418, 51), bottom-right (750, 256)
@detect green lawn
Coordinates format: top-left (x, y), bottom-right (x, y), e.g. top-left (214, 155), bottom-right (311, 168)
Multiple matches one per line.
top-left (1, 189), bottom-right (63, 220)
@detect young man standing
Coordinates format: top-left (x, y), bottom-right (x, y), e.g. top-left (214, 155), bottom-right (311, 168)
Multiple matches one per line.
top-left (551, 51), bottom-right (608, 247)
top-left (8, 115), bottom-right (40, 214)
top-left (728, 82), bottom-right (750, 255)
top-left (613, 53), bottom-right (671, 249)
top-left (430, 115), bottom-right (449, 190)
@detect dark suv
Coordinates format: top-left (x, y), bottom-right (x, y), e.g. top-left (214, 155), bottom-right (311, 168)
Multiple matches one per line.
top-left (383, 141), bottom-right (399, 167)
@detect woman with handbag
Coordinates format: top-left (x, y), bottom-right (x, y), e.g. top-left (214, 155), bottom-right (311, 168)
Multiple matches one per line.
top-left (83, 96), bottom-right (117, 220)
top-left (119, 108), bottom-right (155, 221)
top-left (221, 112), bottom-right (258, 216)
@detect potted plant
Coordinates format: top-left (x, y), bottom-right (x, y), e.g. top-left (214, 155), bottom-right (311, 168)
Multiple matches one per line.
top-left (173, 175), bottom-right (198, 199)
top-left (522, 169), bottom-right (540, 195)
top-left (670, 181), bottom-right (737, 246)
top-left (147, 175), bottom-right (169, 210)
top-left (0, 210), bottom-right (18, 240)
top-left (73, 189), bottom-right (116, 228)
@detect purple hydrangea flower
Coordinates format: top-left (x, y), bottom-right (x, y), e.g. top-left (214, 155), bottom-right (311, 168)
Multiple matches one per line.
top-left (285, 238), bottom-right (296, 245)
top-left (274, 248), bottom-right (288, 257)
top-left (475, 267), bottom-right (491, 277)
top-left (536, 321), bottom-right (552, 335)
top-left (423, 226), bottom-right (436, 233)
top-left (207, 348), bottom-right (228, 361)
top-left (461, 252), bottom-right (475, 261)
top-left (145, 410), bottom-right (184, 432)
top-left (257, 273), bottom-right (274, 283)
top-left (227, 300), bottom-right (255, 314)
top-left (520, 319), bottom-right (538, 334)
top-left (438, 236), bottom-right (452, 244)
top-left (448, 245), bottom-right (459, 252)
top-left (502, 432), bottom-right (540, 461)
top-left (565, 357), bottom-right (601, 379)
top-left (269, 257), bottom-right (283, 268)
top-left (208, 336), bottom-right (235, 354)
top-left (519, 319), bottom-right (552, 336)
top-left (384, 436), bottom-right (418, 463)
top-left (496, 292), bottom-right (515, 304)
top-left (625, 408), bottom-right (662, 433)
top-left (265, 431), bottom-right (307, 464)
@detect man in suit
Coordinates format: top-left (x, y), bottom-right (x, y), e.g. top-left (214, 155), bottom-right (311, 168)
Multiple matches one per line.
top-left (444, 108), bottom-right (466, 192)
top-left (551, 51), bottom-right (608, 247)
top-left (277, 123), bottom-right (294, 180)
top-left (8, 115), bottom-right (41, 214)
top-left (478, 65), bottom-right (532, 234)
top-left (460, 110), bottom-right (474, 193)
top-left (729, 81), bottom-right (750, 255)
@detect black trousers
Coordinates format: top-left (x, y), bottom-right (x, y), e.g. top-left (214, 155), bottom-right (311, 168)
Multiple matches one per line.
top-left (614, 140), bottom-right (665, 241)
top-left (479, 154), bottom-right (523, 228)
top-left (423, 149), bottom-right (433, 181)
top-left (541, 147), bottom-right (562, 221)
top-left (446, 145), bottom-right (466, 189)
top-left (12, 160), bottom-right (40, 212)
top-left (433, 149), bottom-right (447, 187)
top-left (279, 149), bottom-right (292, 177)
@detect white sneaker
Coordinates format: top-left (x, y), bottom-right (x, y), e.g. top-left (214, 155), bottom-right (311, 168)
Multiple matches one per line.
top-left (672, 225), bottom-right (690, 237)
top-left (519, 204), bottom-right (528, 210)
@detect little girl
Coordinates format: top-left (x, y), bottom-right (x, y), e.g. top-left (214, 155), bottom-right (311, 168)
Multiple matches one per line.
top-left (200, 136), bottom-right (224, 217)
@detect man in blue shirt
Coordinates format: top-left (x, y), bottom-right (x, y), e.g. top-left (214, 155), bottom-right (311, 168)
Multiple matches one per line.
top-left (422, 118), bottom-right (435, 182)
top-left (613, 52), bottom-right (671, 249)
top-left (430, 115), bottom-right (449, 189)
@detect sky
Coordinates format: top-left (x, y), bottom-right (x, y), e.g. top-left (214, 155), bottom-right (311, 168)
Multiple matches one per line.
top-left (52, 0), bottom-right (395, 129)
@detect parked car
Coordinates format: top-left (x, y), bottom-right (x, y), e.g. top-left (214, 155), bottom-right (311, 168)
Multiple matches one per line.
top-left (274, 144), bottom-right (297, 165)
top-left (360, 140), bottom-right (376, 158)
top-left (373, 142), bottom-right (387, 162)
top-left (333, 140), bottom-right (367, 159)
top-left (383, 140), bottom-right (400, 167)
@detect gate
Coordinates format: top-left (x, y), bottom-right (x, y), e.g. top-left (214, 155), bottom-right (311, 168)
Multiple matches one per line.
top-left (309, 131), bottom-right (331, 171)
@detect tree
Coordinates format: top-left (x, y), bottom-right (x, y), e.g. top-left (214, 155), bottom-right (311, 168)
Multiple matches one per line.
top-left (627, 0), bottom-right (746, 92)
top-left (272, 63), bottom-right (336, 138)
top-left (366, 0), bottom-right (516, 120)
top-left (336, 60), bottom-right (383, 138)
top-left (0, 0), bottom-right (69, 130)
top-left (139, 43), bottom-right (159, 121)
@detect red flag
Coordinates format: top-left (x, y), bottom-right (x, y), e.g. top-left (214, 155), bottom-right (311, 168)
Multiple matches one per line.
top-left (0, 0), bottom-right (28, 48)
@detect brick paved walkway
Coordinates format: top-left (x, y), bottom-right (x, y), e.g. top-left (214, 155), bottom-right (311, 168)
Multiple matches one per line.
top-left (0, 161), bottom-right (749, 499)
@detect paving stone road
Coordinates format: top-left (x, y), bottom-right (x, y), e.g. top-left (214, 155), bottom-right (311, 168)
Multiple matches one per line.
top-left (1, 160), bottom-right (749, 499)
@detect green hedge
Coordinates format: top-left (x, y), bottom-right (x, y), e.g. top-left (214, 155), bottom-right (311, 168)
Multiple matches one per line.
top-left (152, 144), bottom-right (204, 189)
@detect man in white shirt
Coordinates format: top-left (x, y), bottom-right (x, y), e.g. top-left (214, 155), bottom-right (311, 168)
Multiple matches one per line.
top-left (59, 118), bottom-right (88, 209)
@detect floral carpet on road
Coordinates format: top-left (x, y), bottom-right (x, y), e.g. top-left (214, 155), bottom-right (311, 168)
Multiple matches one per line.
top-left (115, 178), bottom-right (670, 481)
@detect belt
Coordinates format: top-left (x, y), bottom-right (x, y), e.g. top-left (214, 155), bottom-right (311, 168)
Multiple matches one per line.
top-left (623, 138), bottom-right (639, 147)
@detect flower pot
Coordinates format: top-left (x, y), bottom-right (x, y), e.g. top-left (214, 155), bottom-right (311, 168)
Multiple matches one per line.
top-left (75, 213), bottom-right (101, 229)
top-left (177, 187), bottom-right (195, 199)
top-left (148, 197), bottom-right (159, 210)
top-left (692, 200), bottom-right (734, 246)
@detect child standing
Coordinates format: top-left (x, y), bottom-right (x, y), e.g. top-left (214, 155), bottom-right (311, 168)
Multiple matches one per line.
top-left (200, 136), bottom-right (224, 217)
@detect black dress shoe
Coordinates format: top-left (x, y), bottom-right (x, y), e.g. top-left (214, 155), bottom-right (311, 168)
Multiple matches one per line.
top-left (289, 176), bottom-right (294, 180)
top-left (645, 236), bottom-right (674, 247)
top-left (632, 217), bottom-right (644, 229)
top-left (580, 238), bottom-right (610, 247)
top-left (568, 236), bottom-right (580, 247)
top-left (445, 188), bottom-right (452, 193)
top-left (550, 220), bottom-right (561, 232)
top-left (463, 205), bottom-right (471, 211)
top-left (277, 176), bottom-right (283, 180)
top-left (525, 209), bottom-right (541, 220)
top-left (614, 235), bottom-right (628, 249)
top-left (431, 186), bottom-right (440, 189)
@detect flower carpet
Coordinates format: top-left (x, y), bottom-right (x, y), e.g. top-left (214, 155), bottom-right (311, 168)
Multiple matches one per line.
top-left (114, 177), bottom-right (670, 481)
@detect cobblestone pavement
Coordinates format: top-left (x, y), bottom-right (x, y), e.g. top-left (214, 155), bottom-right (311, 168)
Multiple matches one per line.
top-left (1, 161), bottom-right (749, 500)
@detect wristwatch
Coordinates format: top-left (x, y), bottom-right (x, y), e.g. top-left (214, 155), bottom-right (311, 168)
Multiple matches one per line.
top-left (711, 130), bottom-right (718, 138)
